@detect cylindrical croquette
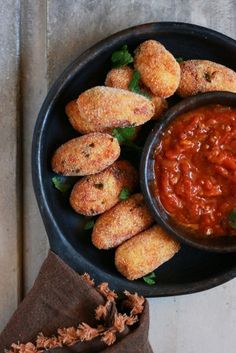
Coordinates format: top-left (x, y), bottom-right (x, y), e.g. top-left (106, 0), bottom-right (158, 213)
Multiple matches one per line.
top-left (134, 40), bottom-right (181, 98)
top-left (76, 86), bottom-right (155, 131)
top-left (51, 133), bottom-right (120, 176)
top-left (92, 193), bottom-right (154, 249)
top-left (69, 160), bottom-right (138, 216)
top-left (115, 225), bottom-right (181, 280)
top-left (177, 60), bottom-right (236, 97)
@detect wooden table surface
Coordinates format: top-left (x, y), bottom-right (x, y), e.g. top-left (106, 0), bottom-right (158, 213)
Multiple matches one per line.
top-left (0, 1), bottom-right (236, 352)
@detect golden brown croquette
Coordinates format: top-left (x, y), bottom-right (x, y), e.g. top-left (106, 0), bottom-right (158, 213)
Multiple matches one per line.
top-left (177, 60), bottom-right (236, 97)
top-left (76, 86), bottom-right (155, 131)
top-left (69, 160), bottom-right (138, 216)
top-left (115, 225), bottom-right (180, 280)
top-left (92, 193), bottom-right (154, 249)
top-left (51, 133), bottom-right (120, 176)
top-left (134, 40), bottom-right (180, 98)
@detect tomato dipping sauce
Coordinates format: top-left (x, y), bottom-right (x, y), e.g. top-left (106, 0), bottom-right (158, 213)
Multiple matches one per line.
top-left (154, 104), bottom-right (236, 237)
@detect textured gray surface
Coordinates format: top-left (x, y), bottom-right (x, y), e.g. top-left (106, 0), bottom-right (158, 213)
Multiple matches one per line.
top-left (0, 1), bottom-right (236, 352)
top-left (21, 0), bottom-right (49, 295)
top-left (0, 0), bottom-right (21, 330)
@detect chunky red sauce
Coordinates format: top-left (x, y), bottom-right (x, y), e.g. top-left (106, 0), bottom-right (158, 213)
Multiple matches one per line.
top-left (154, 105), bottom-right (236, 237)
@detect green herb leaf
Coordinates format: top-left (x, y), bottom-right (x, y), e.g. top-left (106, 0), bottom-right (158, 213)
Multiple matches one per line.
top-left (112, 127), bottom-right (136, 143)
top-left (176, 57), bottom-right (184, 63)
top-left (229, 209), bottom-right (236, 229)
top-left (112, 127), bottom-right (142, 152)
top-left (129, 70), bottom-right (141, 91)
top-left (111, 45), bottom-right (133, 68)
top-left (52, 176), bottom-right (74, 193)
top-left (143, 272), bottom-right (156, 285)
top-left (119, 187), bottom-right (131, 201)
top-left (84, 219), bottom-right (95, 230)
top-left (128, 70), bottom-right (151, 99)
top-left (112, 128), bottom-right (126, 143)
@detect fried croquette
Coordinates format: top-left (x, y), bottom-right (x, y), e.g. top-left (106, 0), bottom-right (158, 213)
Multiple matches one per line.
top-left (134, 40), bottom-right (181, 98)
top-left (105, 66), bottom-right (134, 90)
top-left (51, 133), bottom-right (120, 176)
top-left (115, 225), bottom-right (181, 280)
top-left (177, 60), bottom-right (236, 97)
top-left (77, 86), bottom-right (155, 131)
top-left (92, 193), bottom-right (154, 249)
top-left (69, 160), bottom-right (138, 216)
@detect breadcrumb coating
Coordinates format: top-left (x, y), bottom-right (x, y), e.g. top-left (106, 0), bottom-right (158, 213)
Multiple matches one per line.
top-left (92, 193), bottom-right (154, 249)
top-left (51, 133), bottom-right (120, 176)
top-left (177, 60), bottom-right (236, 97)
top-left (70, 160), bottom-right (138, 216)
top-left (105, 66), bottom-right (134, 90)
top-left (115, 225), bottom-right (180, 280)
top-left (134, 40), bottom-right (180, 97)
top-left (65, 100), bottom-right (113, 134)
top-left (77, 86), bottom-right (155, 130)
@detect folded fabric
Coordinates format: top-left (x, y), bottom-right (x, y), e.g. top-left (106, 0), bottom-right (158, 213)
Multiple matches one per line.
top-left (0, 251), bottom-right (153, 353)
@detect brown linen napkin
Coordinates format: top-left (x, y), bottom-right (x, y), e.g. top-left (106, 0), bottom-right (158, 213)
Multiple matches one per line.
top-left (0, 251), bottom-right (153, 353)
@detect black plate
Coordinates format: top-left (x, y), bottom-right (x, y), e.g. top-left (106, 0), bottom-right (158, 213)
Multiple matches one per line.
top-left (32, 22), bottom-right (236, 297)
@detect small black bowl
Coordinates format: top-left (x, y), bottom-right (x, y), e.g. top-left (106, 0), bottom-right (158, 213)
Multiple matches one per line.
top-left (141, 91), bottom-right (236, 253)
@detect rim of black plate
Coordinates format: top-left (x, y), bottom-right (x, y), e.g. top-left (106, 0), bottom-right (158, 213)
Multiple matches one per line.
top-left (32, 22), bottom-right (236, 297)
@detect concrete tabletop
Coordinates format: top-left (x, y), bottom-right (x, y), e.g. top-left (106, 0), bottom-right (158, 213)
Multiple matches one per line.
top-left (0, 1), bottom-right (235, 352)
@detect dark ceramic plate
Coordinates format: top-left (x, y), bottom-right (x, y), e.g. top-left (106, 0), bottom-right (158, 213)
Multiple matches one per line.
top-left (32, 22), bottom-right (236, 297)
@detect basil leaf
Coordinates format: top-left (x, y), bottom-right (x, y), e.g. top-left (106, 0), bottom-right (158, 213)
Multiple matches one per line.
top-left (112, 128), bottom-right (126, 143)
top-left (84, 219), bottom-right (95, 230)
top-left (229, 209), bottom-right (236, 229)
top-left (143, 272), bottom-right (156, 285)
top-left (52, 176), bottom-right (74, 193)
top-left (119, 187), bottom-right (131, 201)
top-left (112, 127), bottom-right (142, 152)
top-left (112, 126), bottom-right (136, 143)
top-left (128, 70), bottom-right (151, 99)
top-left (111, 44), bottom-right (133, 68)
top-left (129, 70), bottom-right (141, 91)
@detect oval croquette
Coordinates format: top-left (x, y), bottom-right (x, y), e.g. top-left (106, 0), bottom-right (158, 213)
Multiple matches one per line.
top-left (69, 160), bottom-right (138, 216)
top-left (177, 60), bottom-right (236, 97)
top-left (134, 40), bottom-right (180, 98)
top-left (51, 133), bottom-right (120, 176)
top-left (77, 86), bottom-right (155, 130)
top-left (92, 193), bottom-right (154, 249)
top-left (115, 225), bottom-right (180, 280)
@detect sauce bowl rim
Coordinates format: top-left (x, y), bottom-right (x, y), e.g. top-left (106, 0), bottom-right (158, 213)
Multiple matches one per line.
top-left (140, 91), bottom-right (236, 253)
